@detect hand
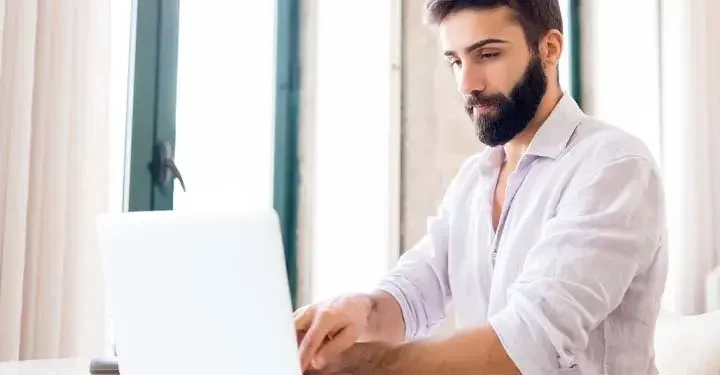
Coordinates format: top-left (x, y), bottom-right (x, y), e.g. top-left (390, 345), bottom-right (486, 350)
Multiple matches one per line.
top-left (303, 342), bottom-right (392, 375)
top-left (294, 294), bottom-right (374, 371)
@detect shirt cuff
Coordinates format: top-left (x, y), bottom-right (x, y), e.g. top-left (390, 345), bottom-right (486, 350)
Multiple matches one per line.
top-left (376, 276), bottom-right (424, 342)
top-left (488, 306), bottom-right (570, 375)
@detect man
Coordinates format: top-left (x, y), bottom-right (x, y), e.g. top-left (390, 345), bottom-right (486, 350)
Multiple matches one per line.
top-left (294, 0), bottom-right (668, 374)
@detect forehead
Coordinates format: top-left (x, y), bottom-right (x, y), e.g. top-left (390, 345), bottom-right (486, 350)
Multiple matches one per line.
top-left (438, 7), bottom-right (526, 54)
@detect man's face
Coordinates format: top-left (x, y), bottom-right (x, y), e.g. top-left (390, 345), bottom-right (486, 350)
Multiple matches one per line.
top-left (439, 7), bottom-right (548, 146)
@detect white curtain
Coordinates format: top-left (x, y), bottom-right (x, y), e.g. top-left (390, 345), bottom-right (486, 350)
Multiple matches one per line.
top-left (583, 0), bottom-right (720, 315)
top-left (0, 0), bottom-right (111, 361)
top-left (659, 0), bottom-right (720, 315)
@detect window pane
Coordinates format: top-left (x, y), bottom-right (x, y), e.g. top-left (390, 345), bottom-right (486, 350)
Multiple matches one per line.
top-left (311, 0), bottom-right (397, 300)
top-left (173, 2), bottom-right (277, 212)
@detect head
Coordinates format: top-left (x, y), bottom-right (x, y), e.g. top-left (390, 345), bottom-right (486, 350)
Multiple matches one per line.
top-left (425, 0), bottom-right (564, 146)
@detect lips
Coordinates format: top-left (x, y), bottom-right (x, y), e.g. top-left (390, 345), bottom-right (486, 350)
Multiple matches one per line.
top-left (474, 104), bottom-right (497, 115)
top-left (464, 95), bottom-right (502, 120)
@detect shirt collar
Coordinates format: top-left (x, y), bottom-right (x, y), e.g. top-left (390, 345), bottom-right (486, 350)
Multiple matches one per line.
top-left (524, 93), bottom-right (584, 159)
top-left (477, 93), bottom-right (584, 173)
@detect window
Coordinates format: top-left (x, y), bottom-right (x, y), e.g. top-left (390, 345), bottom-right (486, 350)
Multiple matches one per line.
top-left (582, 0), bottom-right (661, 160)
top-left (173, 2), bottom-right (277, 212)
top-left (309, 0), bottom-right (402, 301)
top-left (122, 0), bottom-right (300, 304)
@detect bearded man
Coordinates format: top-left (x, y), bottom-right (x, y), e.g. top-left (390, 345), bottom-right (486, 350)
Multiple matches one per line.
top-left (294, 1), bottom-right (668, 374)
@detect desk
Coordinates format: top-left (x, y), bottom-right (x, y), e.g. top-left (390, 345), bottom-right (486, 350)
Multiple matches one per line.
top-left (0, 358), bottom-right (89, 375)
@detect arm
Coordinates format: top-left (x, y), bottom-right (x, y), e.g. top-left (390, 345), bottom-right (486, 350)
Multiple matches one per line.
top-left (371, 155), bottom-right (665, 375)
top-left (375, 230), bottom-right (452, 341)
top-left (338, 162), bottom-right (465, 344)
top-left (298, 193), bottom-right (458, 371)
top-left (375, 156), bottom-right (474, 341)
top-left (375, 324), bottom-right (519, 375)
top-left (298, 154), bottom-right (483, 372)
top-left (358, 290), bottom-right (405, 344)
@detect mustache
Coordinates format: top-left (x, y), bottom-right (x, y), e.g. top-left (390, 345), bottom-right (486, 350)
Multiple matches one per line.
top-left (464, 92), bottom-right (505, 112)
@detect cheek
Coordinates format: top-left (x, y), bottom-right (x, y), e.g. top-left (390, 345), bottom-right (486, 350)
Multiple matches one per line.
top-left (476, 61), bottom-right (513, 94)
top-left (487, 57), bottom-right (532, 95)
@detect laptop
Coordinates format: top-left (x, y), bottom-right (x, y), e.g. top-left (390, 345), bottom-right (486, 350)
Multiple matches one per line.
top-left (96, 209), bottom-right (302, 375)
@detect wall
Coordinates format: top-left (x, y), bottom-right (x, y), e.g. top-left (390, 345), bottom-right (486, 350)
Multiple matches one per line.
top-left (400, 1), bottom-right (482, 250)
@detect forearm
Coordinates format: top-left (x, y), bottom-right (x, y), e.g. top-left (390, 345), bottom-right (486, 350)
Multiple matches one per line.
top-left (359, 290), bottom-right (405, 344)
top-left (375, 324), bottom-right (519, 375)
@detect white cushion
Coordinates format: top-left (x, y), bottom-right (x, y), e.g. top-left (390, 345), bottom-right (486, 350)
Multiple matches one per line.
top-left (654, 309), bottom-right (720, 374)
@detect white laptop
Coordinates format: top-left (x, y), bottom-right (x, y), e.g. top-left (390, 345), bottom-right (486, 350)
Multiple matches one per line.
top-left (97, 209), bottom-right (302, 375)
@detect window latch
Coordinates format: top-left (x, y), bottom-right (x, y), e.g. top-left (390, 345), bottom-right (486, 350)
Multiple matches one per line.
top-left (153, 141), bottom-right (186, 192)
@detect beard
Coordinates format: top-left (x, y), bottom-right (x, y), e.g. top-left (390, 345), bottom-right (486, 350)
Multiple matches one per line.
top-left (464, 56), bottom-right (548, 147)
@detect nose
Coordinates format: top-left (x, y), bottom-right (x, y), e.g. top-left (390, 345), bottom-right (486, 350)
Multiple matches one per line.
top-left (457, 64), bottom-right (485, 96)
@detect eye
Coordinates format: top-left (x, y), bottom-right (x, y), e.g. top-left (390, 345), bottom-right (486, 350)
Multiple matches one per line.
top-left (447, 58), bottom-right (461, 68)
top-left (479, 52), bottom-right (500, 60)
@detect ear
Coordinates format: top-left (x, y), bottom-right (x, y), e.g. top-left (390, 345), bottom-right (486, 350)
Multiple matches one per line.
top-left (538, 30), bottom-right (563, 67)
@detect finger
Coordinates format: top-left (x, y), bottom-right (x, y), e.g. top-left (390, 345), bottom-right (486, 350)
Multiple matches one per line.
top-left (293, 305), bottom-right (310, 319)
top-left (294, 307), bottom-right (315, 348)
top-left (298, 311), bottom-right (339, 371)
top-left (294, 306), bottom-right (314, 332)
top-left (299, 317), bottom-right (333, 371)
top-left (311, 326), bottom-right (357, 370)
top-left (296, 329), bottom-right (306, 346)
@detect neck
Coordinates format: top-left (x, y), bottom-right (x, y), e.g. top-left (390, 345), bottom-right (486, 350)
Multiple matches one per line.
top-left (503, 88), bottom-right (562, 169)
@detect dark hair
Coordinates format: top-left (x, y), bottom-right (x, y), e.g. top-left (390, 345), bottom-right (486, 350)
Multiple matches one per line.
top-left (424, 0), bottom-right (563, 52)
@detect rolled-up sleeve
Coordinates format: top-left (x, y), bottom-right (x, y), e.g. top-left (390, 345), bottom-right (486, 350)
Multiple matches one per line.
top-left (488, 155), bottom-right (665, 374)
top-left (377, 155), bottom-right (481, 341)
top-left (377, 217), bottom-right (451, 341)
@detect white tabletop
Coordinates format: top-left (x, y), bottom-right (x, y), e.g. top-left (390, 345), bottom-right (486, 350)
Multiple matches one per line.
top-left (0, 358), bottom-right (89, 375)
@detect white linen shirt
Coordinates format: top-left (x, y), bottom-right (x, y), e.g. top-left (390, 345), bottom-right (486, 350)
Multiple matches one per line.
top-left (378, 94), bottom-right (668, 375)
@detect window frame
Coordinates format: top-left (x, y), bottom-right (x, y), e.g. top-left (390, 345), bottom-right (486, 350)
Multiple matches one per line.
top-left (125, 0), bottom-right (301, 306)
top-left (569, 0), bottom-right (582, 108)
top-left (273, 0), bottom-right (302, 307)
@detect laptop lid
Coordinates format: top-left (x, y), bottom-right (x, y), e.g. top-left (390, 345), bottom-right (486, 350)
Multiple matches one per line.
top-left (97, 210), bottom-right (301, 375)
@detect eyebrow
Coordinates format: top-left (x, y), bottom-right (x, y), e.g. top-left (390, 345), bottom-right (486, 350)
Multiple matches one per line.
top-left (443, 38), bottom-right (509, 57)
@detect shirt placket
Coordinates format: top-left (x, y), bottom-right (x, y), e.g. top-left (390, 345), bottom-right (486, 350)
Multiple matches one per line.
top-left (489, 157), bottom-right (536, 269)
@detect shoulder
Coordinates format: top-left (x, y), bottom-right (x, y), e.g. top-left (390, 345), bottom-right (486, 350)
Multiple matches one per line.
top-left (557, 116), bottom-right (666, 216)
top-left (563, 115), bottom-right (660, 175)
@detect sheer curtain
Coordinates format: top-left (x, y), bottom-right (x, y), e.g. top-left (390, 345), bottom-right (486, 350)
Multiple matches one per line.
top-left (584, 0), bottom-right (720, 314)
top-left (659, 0), bottom-right (720, 315)
top-left (0, 0), bottom-right (111, 361)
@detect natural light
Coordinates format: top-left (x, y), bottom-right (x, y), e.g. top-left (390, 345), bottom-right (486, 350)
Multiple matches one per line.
top-left (173, 2), bottom-right (278, 212)
top-left (310, 0), bottom-right (399, 301)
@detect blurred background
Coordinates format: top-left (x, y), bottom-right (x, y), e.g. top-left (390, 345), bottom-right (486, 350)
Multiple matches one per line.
top-left (0, 0), bottom-right (719, 364)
